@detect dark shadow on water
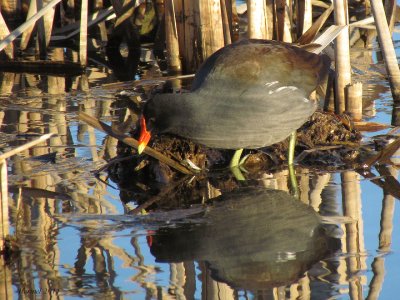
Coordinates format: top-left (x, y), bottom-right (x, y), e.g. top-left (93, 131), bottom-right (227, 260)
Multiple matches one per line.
top-left (148, 187), bottom-right (341, 292)
top-left (105, 20), bottom-right (141, 81)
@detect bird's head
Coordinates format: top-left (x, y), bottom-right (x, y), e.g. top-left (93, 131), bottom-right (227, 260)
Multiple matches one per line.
top-left (137, 95), bottom-right (173, 154)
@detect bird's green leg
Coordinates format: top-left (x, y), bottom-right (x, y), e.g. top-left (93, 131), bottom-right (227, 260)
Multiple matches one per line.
top-left (229, 148), bottom-right (246, 181)
top-left (288, 131), bottom-right (296, 165)
top-left (230, 148), bottom-right (244, 167)
top-left (288, 131), bottom-right (299, 198)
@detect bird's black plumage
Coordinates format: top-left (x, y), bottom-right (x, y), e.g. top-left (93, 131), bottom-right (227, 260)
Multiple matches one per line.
top-left (143, 39), bottom-right (331, 149)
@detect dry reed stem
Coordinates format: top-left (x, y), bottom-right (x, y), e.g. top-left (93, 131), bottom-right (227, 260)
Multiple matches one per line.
top-left (220, 0), bottom-right (232, 44)
top-left (377, 166), bottom-right (396, 251)
top-left (349, 16), bottom-right (374, 28)
top-left (345, 82), bottom-right (363, 120)
top-left (353, 121), bottom-right (390, 132)
top-left (101, 73), bottom-right (195, 89)
top-left (114, 0), bottom-right (137, 27)
top-left (363, 135), bottom-right (400, 167)
top-left (296, 0), bottom-right (312, 37)
top-left (247, 0), bottom-right (268, 38)
top-left (198, 0), bottom-right (225, 59)
top-left (276, 0), bottom-right (292, 42)
top-left (360, 167), bottom-right (400, 200)
top-left (341, 171), bottom-right (367, 280)
top-left (0, 160), bottom-right (9, 251)
top-left (37, 0), bottom-right (55, 56)
top-left (303, 0), bottom-right (312, 33)
top-left (165, 0), bottom-right (182, 71)
top-left (297, 5), bottom-right (333, 45)
top-left (310, 24), bottom-right (347, 54)
top-left (77, 112), bottom-right (193, 175)
top-left (79, 0), bottom-right (88, 65)
top-left (51, 7), bottom-right (115, 41)
top-left (0, 11), bottom-right (14, 58)
top-left (371, 0), bottom-right (400, 101)
top-left (265, 0), bottom-right (274, 40)
top-left (333, 0), bottom-right (352, 114)
top-left (180, 0), bottom-right (197, 72)
top-left (0, 0), bottom-right (62, 52)
top-left (20, 0), bottom-right (38, 50)
top-left (384, 0), bottom-right (397, 33)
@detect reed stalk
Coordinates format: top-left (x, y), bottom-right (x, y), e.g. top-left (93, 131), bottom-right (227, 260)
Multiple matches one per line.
top-left (333, 0), bottom-right (351, 114)
top-left (175, 0), bottom-right (197, 72)
top-left (79, 0), bottom-right (88, 65)
top-left (296, 0), bottom-right (312, 38)
top-left (0, 160), bottom-right (9, 252)
top-left (0, 11), bottom-right (14, 58)
top-left (371, 0), bottom-right (400, 101)
top-left (197, 0), bottom-right (225, 59)
top-left (384, 0), bottom-right (396, 33)
top-left (345, 82), bottom-right (363, 120)
top-left (20, 0), bottom-right (38, 50)
top-left (220, 0), bottom-right (232, 44)
top-left (276, 0), bottom-right (292, 42)
top-left (341, 171), bottom-right (366, 287)
top-left (0, 0), bottom-right (62, 52)
top-left (165, 0), bottom-right (182, 72)
top-left (37, 0), bottom-right (55, 58)
top-left (265, 0), bottom-right (274, 40)
top-left (247, 0), bottom-right (268, 38)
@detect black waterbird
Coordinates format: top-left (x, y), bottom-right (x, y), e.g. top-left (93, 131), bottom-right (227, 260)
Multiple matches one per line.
top-left (138, 39), bottom-right (330, 169)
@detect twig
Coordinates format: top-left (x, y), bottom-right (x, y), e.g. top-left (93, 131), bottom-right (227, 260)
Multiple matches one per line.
top-left (77, 112), bottom-right (193, 175)
top-left (0, 133), bottom-right (55, 160)
top-left (362, 135), bottom-right (400, 167)
top-left (93, 155), bottom-right (135, 175)
top-left (359, 167), bottom-right (400, 200)
top-left (101, 74), bottom-right (195, 89)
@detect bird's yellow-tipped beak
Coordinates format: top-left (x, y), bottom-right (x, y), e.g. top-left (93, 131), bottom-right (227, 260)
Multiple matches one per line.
top-left (138, 142), bottom-right (147, 154)
top-left (138, 116), bottom-right (151, 154)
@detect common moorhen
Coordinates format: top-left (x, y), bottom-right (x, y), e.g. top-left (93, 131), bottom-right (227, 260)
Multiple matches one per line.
top-left (138, 39), bottom-right (330, 168)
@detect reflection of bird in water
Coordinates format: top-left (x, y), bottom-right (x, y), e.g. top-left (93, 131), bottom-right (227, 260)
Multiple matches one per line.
top-left (138, 39), bottom-right (330, 171)
top-left (148, 187), bottom-right (340, 291)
